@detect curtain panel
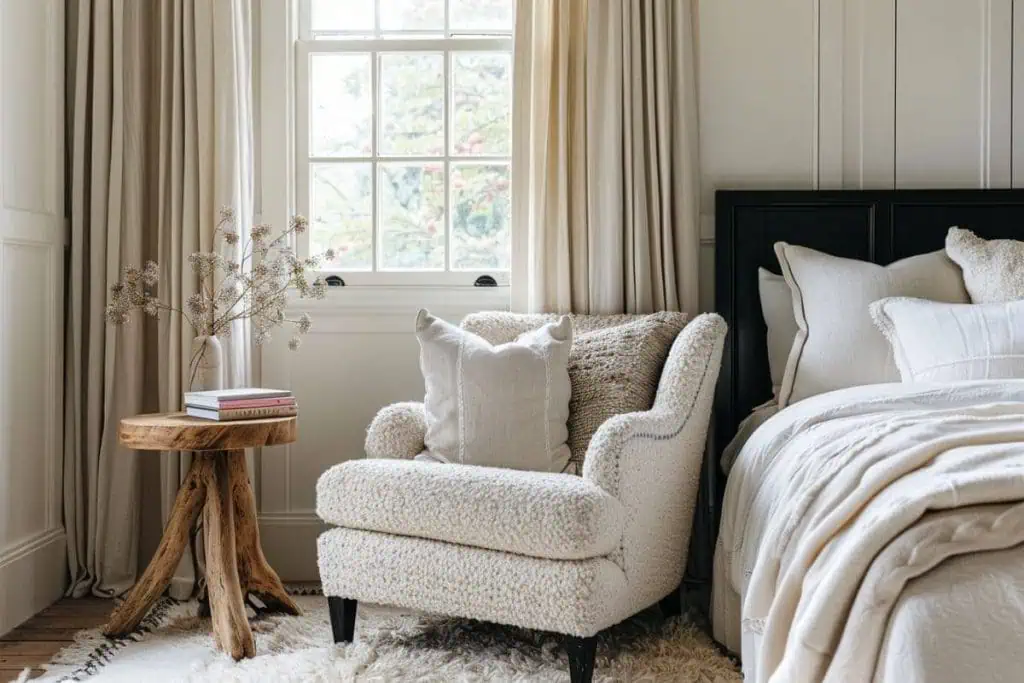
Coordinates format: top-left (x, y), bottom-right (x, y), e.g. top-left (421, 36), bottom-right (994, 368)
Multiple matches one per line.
top-left (511, 0), bottom-right (700, 316)
top-left (65, 0), bottom-right (254, 598)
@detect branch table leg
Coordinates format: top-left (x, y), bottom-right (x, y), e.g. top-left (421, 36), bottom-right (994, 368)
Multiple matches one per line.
top-left (104, 456), bottom-right (211, 637)
top-left (204, 453), bottom-right (255, 659)
top-left (225, 450), bottom-right (300, 616)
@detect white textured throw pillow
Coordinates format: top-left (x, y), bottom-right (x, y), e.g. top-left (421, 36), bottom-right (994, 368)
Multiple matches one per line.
top-left (416, 309), bottom-right (573, 472)
top-left (946, 227), bottom-right (1024, 302)
top-left (775, 244), bottom-right (969, 406)
top-left (871, 297), bottom-right (1024, 382)
top-left (758, 268), bottom-right (797, 396)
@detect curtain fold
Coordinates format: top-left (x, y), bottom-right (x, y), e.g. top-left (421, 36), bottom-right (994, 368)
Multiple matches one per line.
top-left (65, 0), bottom-right (254, 599)
top-left (511, 0), bottom-right (700, 316)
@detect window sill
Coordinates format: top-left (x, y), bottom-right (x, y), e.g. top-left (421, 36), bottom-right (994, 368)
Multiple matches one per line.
top-left (285, 283), bottom-right (511, 316)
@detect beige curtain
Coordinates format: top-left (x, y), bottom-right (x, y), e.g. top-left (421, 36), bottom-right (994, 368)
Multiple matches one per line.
top-left (511, 0), bottom-right (700, 315)
top-left (65, 0), bottom-right (254, 599)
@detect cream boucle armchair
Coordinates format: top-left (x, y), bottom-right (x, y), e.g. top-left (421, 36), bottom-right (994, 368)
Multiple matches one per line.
top-left (315, 313), bottom-right (726, 683)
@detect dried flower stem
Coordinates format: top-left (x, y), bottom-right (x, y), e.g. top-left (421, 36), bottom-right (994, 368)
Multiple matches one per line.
top-left (105, 208), bottom-right (326, 353)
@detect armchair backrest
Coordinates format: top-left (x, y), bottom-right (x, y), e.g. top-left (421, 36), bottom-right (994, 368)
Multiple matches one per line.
top-left (460, 311), bottom-right (688, 472)
top-left (461, 312), bottom-right (660, 345)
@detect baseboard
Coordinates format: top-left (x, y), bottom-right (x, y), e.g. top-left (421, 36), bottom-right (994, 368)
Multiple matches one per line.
top-left (259, 513), bottom-right (327, 583)
top-left (0, 528), bottom-right (67, 636)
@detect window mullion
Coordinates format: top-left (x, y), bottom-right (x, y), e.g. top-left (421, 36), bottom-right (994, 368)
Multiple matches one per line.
top-left (371, 0), bottom-right (381, 272)
top-left (295, 43), bottom-right (311, 260)
top-left (371, 49), bottom-right (379, 272)
top-left (444, 49), bottom-right (452, 273)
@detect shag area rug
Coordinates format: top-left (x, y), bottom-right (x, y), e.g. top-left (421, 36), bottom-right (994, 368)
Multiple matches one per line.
top-left (27, 596), bottom-right (741, 682)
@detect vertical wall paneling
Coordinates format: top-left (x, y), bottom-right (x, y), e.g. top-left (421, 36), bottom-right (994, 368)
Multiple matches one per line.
top-left (818, 0), bottom-right (844, 187)
top-left (697, 0), bottom-right (821, 310)
top-left (697, 0), bottom-right (821, 212)
top-left (0, 0), bottom-right (66, 636)
top-left (895, 0), bottom-right (1013, 188)
top-left (834, 0), bottom-right (898, 188)
top-left (1013, 0), bottom-right (1024, 186)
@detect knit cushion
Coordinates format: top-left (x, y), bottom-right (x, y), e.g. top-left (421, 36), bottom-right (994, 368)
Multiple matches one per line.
top-left (416, 309), bottom-right (573, 473)
top-left (461, 312), bottom-right (687, 473)
top-left (946, 227), bottom-right (1024, 303)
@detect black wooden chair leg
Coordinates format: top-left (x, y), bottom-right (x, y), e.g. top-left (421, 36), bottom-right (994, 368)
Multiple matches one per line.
top-left (564, 634), bottom-right (597, 683)
top-left (328, 596), bottom-right (357, 643)
top-left (659, 582), bottom-right (683, 618)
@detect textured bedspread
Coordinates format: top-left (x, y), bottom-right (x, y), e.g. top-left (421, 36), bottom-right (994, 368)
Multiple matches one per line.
top-left (712, 380), bottom-right (1024, 683)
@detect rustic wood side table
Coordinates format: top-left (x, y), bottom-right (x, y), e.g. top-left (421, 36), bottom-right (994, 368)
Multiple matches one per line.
top-left (104, 412), bottom-right (300, 659)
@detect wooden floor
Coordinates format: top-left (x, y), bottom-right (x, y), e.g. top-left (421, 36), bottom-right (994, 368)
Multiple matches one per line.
top-left (0, 598), bottom-right (112, 681)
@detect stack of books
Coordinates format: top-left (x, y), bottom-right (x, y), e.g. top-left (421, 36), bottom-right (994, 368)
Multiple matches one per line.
top-left (185, 388), bottom-right (297, 421)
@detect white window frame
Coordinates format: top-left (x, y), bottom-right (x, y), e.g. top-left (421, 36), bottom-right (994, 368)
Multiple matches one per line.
top-left (291, 0), bottom-right (513, 289)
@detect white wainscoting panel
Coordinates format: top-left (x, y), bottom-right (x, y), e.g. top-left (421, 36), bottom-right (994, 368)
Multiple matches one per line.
top-left (0, 0), bottom-right (66, 635)
top-left (1014, 0), bottom-right (1024, 186)
top-left (0, 243), bottom-right (57, 542)
top-left (696, 0), bottom-right (821, 300)
top-left (2, 0), bottom-right (62, 215)
top-left (895, 0), bottom-right (1013, 188)
top-left (259, 289), bottom-right (509, 579)
top-left (697, 0), bottom-right (820, 214)
top-left (817, 0), bottom-right (898, 188)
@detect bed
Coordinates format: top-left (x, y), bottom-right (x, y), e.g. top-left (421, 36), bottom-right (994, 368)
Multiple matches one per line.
top-left (706, 189), bottom-right (1024, 682)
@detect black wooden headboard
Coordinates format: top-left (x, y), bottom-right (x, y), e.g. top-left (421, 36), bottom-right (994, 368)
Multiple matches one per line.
top-left (687, 188), bottom-right (1024, 604)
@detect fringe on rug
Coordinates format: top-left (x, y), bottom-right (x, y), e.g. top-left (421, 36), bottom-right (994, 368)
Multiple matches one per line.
top-left (40, 585), bottom-right (321, 682)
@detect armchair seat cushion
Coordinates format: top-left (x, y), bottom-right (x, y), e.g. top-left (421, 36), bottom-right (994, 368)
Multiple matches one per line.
top-left (316, 459), bottom-right (624, 560)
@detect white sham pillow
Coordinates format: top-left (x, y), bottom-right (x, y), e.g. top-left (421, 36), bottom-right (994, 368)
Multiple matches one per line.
top-left (945, 227), bottom-right (1024, 303)
top-left (759, 268), bottom-right (797, 397)
top-left (774, 244), bottom-right (969, 406)
top-left (416, 309), bottom-right (573, 472)
top-left (871, 297), bottom-right (1024, 382)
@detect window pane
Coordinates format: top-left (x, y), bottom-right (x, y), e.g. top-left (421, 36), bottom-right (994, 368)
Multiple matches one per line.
top-left (451, 163), bottom-right (510, 270)
top-left (380, 0), bottom-right (444, 32)
top-left (452, 53), bottom-right (511, 156)
top-left (311, 163), bottom-right (373, 270)
top-left (311, 0), bottom-right (373, 33)
top-left (379, 163), bottom-right (446, 269)
top-left (450, 0), bottom-right (514, 32)
top-left (310, 55), bottom-right (372, 157)
top-left (379, 53), bottom-right (444, 156)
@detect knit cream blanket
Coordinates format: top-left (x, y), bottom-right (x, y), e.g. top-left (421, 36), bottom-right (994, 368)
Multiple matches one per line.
top-left (713, 381), bottom-right (1024, 683)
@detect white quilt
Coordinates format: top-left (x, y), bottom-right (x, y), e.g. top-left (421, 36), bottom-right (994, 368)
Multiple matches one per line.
top-left (712, 380), bottom-right (1024, 683)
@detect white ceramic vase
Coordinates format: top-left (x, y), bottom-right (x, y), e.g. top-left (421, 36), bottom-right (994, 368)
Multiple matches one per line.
top-left (190, 335), bottom-right (224, 392)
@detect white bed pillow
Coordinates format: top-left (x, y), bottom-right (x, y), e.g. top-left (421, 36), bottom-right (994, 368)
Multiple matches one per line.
top-left (871, 297), bottom-right (1024, 382)
top-left (759, 268), bottom-right (797, 396)
top-left (774, 244), bottom-right (969, 406)
top-left (416, 309), bottom-right (573, 472)
top-left (945, 227), bottom-right (1024, 303)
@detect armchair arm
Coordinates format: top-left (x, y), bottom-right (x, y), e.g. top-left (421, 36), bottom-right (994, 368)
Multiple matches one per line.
top-left (582, 314), bottom-right (726, 603)
top-left (365, 401), bottom-right (427, 460)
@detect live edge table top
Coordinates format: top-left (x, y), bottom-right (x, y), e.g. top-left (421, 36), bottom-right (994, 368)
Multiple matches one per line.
top-left (118, 412), bottom-right (297, 452)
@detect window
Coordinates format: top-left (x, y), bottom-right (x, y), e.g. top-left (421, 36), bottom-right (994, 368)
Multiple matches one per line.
top-left (296, 0), bottom-right (514, 285)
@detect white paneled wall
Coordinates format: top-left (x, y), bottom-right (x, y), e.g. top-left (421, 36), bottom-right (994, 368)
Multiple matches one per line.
top-left (260, 0), bottom-right (1024, 578)
top-left (0, 0), bottom-right (66, 634)
top-left (700, 0), bottom-right (1024, 198)
top-left (894, 0), bottom-right (1012, 187)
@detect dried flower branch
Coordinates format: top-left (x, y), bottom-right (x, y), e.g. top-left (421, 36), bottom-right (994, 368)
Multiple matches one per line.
top-left (105, 207), bottom-right (329, 353)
